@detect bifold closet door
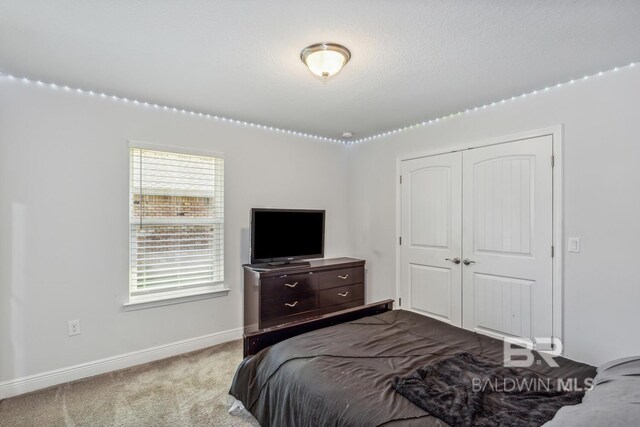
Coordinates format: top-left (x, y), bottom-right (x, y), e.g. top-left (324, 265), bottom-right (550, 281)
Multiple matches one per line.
top-left (461, 136), bottom-right (553, 341)
top-left (400, 152), bottom-right (462, 327)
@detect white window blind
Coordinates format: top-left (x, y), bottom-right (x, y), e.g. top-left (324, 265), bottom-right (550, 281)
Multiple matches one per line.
top-left (129, 147), bottom-right (224, 300)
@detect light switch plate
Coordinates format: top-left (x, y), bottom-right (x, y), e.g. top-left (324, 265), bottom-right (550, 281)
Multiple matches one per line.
top-left (568, 237), bottom-right (580, 253)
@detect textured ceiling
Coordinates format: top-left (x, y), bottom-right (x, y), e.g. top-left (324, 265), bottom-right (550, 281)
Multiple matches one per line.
top-left (1, 0), bottom-right (639, 140)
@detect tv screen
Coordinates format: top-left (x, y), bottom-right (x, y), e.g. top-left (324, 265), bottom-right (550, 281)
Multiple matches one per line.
top-left (251, 209), bottom-right (325, 264)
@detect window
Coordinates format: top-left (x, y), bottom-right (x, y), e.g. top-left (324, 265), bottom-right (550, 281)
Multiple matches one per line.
top-left (128, 146), bottom-right (225, 305)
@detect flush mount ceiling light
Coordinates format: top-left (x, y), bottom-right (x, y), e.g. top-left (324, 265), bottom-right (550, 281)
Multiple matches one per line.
top-left (301, 43), bottom-right (351, 79)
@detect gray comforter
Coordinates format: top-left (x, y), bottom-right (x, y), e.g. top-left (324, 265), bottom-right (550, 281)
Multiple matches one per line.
top-left (230, 310), bottom-right (595, 426)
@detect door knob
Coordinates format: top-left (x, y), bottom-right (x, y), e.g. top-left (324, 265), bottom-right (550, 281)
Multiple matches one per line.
top-left (445, 257), bottom-right (461, 264)
top-left (463, 258), bottom-right (476, 265)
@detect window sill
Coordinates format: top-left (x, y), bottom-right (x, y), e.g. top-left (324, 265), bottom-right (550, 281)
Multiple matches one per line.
top-left (123, 286), bottom-right (230, 311)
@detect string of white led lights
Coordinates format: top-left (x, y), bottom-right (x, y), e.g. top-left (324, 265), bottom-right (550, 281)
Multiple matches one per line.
top-left (352, 61), bottom-right (637, 144)
top-left (0, 61), bottom-right (636, 145)
top-left (0, 72), bottom-right (343, 144)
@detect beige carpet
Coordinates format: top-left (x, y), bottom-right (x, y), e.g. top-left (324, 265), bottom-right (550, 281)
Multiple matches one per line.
top-left (0, 340), bottom-right (259, 426)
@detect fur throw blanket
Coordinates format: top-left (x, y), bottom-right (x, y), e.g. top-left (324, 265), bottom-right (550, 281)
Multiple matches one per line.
top-left (394, 352), bottom-right (584, 427)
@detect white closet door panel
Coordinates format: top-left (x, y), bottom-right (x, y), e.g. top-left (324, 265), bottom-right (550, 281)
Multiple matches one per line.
top-left (410, 263), bottom-right (452, 321)
top-left (475, 157), bottom-right (532, 255)
top-left (410, 167), bottom-right (451, 248)
top-left (401, 153), bottom-right (462, 326)
top-left (473, 274), bottom-right (532, 338)
top-left (462, 136), bottom-right (553, 341)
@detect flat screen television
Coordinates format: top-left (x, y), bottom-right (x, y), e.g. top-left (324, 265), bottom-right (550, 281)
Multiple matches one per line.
top-left (250, 208), bottom-right (325, 265)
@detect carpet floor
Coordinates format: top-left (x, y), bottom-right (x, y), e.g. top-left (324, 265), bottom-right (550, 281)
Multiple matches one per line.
top-left (0, 340), bottom-right (259, 426)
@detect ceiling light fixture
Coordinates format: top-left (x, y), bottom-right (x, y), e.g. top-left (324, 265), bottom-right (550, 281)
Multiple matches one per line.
top-left (301, 43), bottom-right (351, 79)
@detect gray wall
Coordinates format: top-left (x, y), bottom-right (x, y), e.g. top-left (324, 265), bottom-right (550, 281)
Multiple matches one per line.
top-left (0, 82), bottom-right (351, 381)
top-left (348, 66), bottom-right (640, 366)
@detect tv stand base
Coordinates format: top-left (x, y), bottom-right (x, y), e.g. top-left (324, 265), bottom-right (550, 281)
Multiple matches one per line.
top-left (267, 260), bottom-right (311, 268)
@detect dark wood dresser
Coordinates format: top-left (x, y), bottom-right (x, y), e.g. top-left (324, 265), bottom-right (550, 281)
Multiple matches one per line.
top-left (243, 257), bottom-right (365, 331)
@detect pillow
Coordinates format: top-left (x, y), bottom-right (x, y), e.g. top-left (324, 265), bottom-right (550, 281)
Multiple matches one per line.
top-left (544, 356), bottom-right (640, 426)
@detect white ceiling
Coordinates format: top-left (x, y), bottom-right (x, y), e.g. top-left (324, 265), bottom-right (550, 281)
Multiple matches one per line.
top-left (1, 0), bottom-right (639, 140)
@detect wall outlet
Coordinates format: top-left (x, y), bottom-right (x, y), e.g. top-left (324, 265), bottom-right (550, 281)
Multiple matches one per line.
top-left (68, 319), bottom-right (81, 336)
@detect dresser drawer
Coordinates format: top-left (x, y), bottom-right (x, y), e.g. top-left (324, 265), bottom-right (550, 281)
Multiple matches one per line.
top-left (317, 299), bottom-right (365, 316)
top-left (261, 290), bottom-right (317, 320)
top-left (317, 267), bottom-right (364, 290)
top-left (319, 283), bottom-right (364, 308)
top-left (261, 273), bottom-right (316, 300)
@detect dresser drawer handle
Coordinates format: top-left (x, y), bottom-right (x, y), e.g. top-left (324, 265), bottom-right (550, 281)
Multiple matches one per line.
top-left (338, 291), bottom-right (349, 297)
top-left (284, 301), bottom-right (298, 307)
top-left (284, 282), bottom-right (298, 288)
top-left (338, 274), bottom-right (349, 279)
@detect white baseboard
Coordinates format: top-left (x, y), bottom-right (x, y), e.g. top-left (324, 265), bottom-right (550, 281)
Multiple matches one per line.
top-left (0, 327), bottom-right (243, 400)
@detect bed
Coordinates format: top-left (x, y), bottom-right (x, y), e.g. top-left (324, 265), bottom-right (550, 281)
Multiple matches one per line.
top-left (229, 301), bottom-right (596, 426)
